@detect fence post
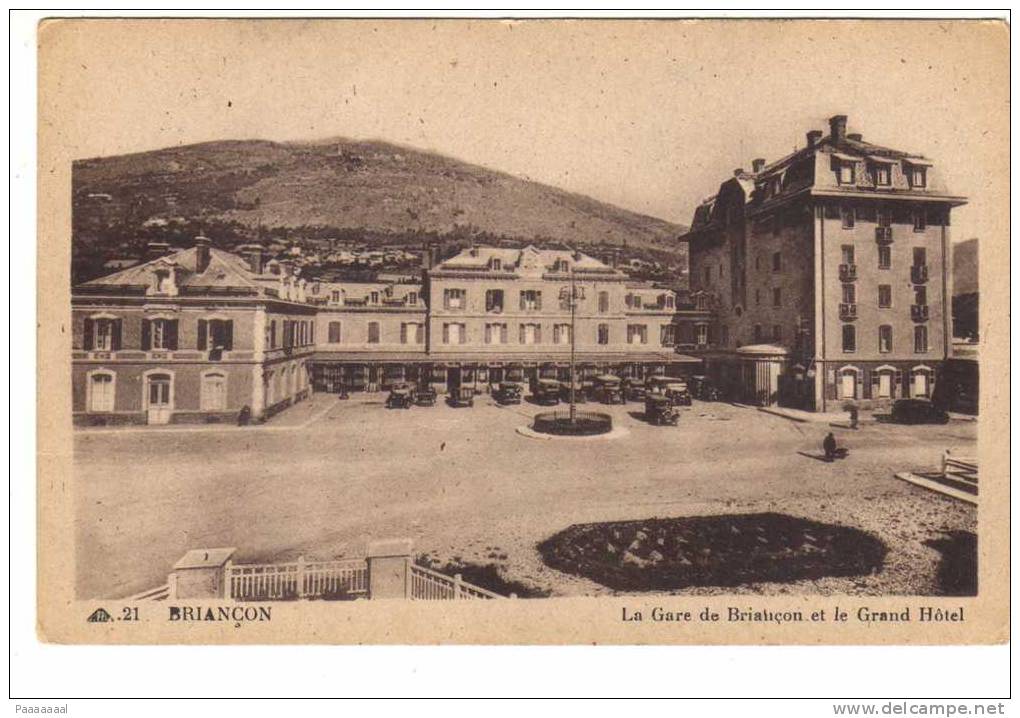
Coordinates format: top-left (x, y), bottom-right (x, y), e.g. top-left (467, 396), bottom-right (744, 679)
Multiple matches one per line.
top-left (222, 559), bottom-right (232, 601)
top-left (453, 573), bottom-right (463, 600)
top-left (296, 555), bottom-right (306, 599)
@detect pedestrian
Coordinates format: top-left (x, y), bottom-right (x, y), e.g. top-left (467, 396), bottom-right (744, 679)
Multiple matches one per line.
top-left (849, 405), bottom-right (859, 430)
top-left (823, 432), bottom-right (837, 462)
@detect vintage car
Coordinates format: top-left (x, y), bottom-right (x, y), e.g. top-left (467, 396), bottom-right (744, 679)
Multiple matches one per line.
top-left (645, 394), bottom-right (679, 426)
top-left (558, 379), bottom-right (587, 404)
top-left (689, 375), bottom-right (721, 402)
top-left (531, 378), bottom-right (561, 405)
top-left (492, 381), bottom-right (523, 405)
top-left (447, 386), bottom-right (476, 408)
top-left (621, 377), bottom-right (646, 402)
top-left (890, 399), bottom-right (950, 425)
top-left (592, 374), bottom-right (625, 404)
top-left (647, 376), bottom-right (693, 406)
top-left (414, 385), bottom-right (437, 406)
top-left (385, 383), bottom-right (415, 409)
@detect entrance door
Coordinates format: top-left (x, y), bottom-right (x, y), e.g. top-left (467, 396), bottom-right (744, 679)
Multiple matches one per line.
top-left (913, 371), bottom-right (929, 398)
top-left (448, 367), bottom-right (462, 392)
top-left (878, 372), bottom-right (892, 398)
top-left (840, 371), bottom-right (856, 400)
top-left (146, 373), bottom-right (173, 424)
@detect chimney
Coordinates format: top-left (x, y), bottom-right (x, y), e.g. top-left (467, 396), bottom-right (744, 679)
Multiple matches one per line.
top-left (733, 168), bottom-right (745, 177)
top-left (194, 236), bottom-right (212, 274)
top-left (752, 158), bottom-right (766, 173)
top-left (573, 250), bottom-right (583, 261)
top-left (238, 244), bottom-right (265, 274)
top-left (847, 132), bottom-right (863, 142)
top-left (806, 130), bottom-right (823, 148)
top-left (146, 241), bottom-right (171, 262)
top-left (829, 114), bottom-right (848, 144)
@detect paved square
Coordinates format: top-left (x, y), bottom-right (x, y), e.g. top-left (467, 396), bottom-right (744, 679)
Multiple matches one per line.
top-left (74, 395), bottom-right (976, 599)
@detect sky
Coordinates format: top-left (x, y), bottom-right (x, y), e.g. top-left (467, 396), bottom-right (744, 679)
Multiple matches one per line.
top-left (41, 19), bottom-right (1008, 241)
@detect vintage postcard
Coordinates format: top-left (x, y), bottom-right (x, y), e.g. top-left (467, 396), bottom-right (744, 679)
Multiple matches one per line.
top-left (36, 17), bottom-right (1009, 645)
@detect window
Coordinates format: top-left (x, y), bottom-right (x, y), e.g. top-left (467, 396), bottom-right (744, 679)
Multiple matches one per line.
top-left (627, 324), bottom-right (647, 345)
top-left (485, 289), bottom-right (504, 313)
top-left (490, 258), bottom-right (502, 271)
top-left (914, 326), bottom-right (929, 353)
top-left (878, 285), bottom-right (892, 308)
top-left (704, 266), bottom-right (712, 285)
top-left (838, 161), bottom-right (855, 185)
top-left (877, 209), bottom-right (892, 228)
top-left (443, 288), bottom-right (466, 310)
top-left (143, 318), bottom-right (178, 351)
top-left (753, 324), bottom-right (763, 343)
top-left (773, 324), bottom-right (782, 342)
top-left (520, 290), bottom-right (542, 311)
top-left (597, 324), bottom-right (610, 345)
top-left (755, 289), bottom-right (761, 306)
top-left (367, 322), bottom-right (380, 344)
top-left (328, 321), bottom-right (341, 343)
top-left (201, 371), bottom-right (228, 411)
top-left (84, 317), bottom-right (121, 351)
top-left (369, 291), bottom-right (379, 305)
top-left (597, 291), bottom-right (609, 313)
top-left (695, 294), bottom-right (708, 311)
top-left (331, 290), bottom-right (341, 303)
top-left (878, 245), bottom-right (892, 269)
top-left (485, 323), bottom-right (508, 345)
top-left (696, 324), bottom-right (709, 347)
top-left (842, 324), bottom-right (856, 352)
top-left (633, 295), bottom-right (643, 309)
top-left (911, 367), bottom-right (932, 397)
top-left (88, 372), bottom-right (115, 412)
top-left (913, 247), bottom-right (927, 266)
top-left (841, 206), bottom-right (855, 229)
top-left (841, 244), bottom-right (855, 265)
top-left (913, 208), bottom-right (927, 232)
top-left (443, 323), bottom-right (466, 345)
top-left (842, 283), bottom-right (856, 304)
top-left (553, 324), bottom-right (572, 345)
top-left (660, 325), bottom-right (676, 346)
top-left (909, 166), bottom-right (927, 189)
top-left (519, 323), bottom-right (541, 345)
top-left (871, 163), bottom-right (891, 186)
top-left (879, 325), bottom-right (893, 353)
top-left (914, 285), bottom-right (927, 306)
top-left (400, 323), bottom-right (424, 345)
top-left (407, 292), bottom-right (418, 305)
top-left (772, 287), bottom-right (782, 307)
top-left (772, 252), bottom-right (781, 272)
top-left (839, 368), bottom-right (858, 399)
top-left (662, 295), bottom-right (675, 309)
top-left (197, 319), bottom-right (233, 351)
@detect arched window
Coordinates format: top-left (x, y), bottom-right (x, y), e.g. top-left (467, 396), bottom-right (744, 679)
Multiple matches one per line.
top-left (201, 371), bottom-right (228, 410)
top-left (872, 365), bottom-right (896, 399)
top-left (87, 370), bottom-right (115, 412)
top-left (911, 366), bottom-right (934, 398)
top-left (838, 366), bottom-right (860, 400)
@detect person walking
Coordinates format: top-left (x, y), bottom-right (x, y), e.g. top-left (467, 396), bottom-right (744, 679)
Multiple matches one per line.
top-left (823, 432), bottom-right (838, 462)
top-left (849, 405), bottom-right (859, 430)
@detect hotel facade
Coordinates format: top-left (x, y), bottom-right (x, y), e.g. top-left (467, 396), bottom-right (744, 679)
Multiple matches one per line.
top-left (680, 115), bottom-right (966, 410)
top-left (72, 241), bottom-right (708, 425)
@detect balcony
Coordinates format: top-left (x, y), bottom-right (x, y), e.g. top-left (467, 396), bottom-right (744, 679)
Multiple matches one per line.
top-left (911, 264), bottom-right (929, 284)
top-left (839, 303), bottom-right (858, 321)
top-left (838, 263), bottom-right (857, 282)
top-left (911, 304), bottom-right (930, 322)
top-left (875, 226), bottom-right (893, 243)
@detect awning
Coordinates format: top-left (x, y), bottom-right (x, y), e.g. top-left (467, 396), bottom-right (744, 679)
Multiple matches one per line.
top-left (867, 155), bottom-right (897, 164)
top-left (903, 157), bottom-right (934, 167)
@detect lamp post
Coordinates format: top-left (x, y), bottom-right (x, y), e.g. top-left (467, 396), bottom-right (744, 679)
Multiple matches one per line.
top-left (560, 265), bottom-right (585, 425)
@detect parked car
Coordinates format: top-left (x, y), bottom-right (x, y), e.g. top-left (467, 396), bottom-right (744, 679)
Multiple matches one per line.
top-left (448, 386), bottom-right (476, 408)
top-left (645, 394), bottom-right (679, 426)
top-left (688, 375), bottom-right (720, 401)
top-left (890, 399), bottom-right (950, 425)
top-left (622, 378), bottom-right (646, 402)
top-left (647, 376), bottom-right (692, 406)
top-left (592, 374), bottom-right (625, 404)
top-left (385, 383), bottom-right (415, 409)
top-left (558, 380), bottom-right (587, 404)
top-left (532, 378), bottom-right (561, 405)
top-left (415, 385), bottom-right (437, 406)
top-left (492, 381), bottom-right (523, 405)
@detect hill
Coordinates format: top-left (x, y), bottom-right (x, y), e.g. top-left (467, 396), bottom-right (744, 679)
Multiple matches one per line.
top-left (953, 238), bottom-right (978, 296)
top-left (72, 138), bottom-right (688, 255)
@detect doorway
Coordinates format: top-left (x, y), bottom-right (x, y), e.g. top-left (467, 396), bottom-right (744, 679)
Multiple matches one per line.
top-left (145, 372), bottom-right (173, 424)
top-left (448, 367), bottom-right (462, 392)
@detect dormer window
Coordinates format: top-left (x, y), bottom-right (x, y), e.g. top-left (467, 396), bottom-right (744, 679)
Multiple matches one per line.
top-left (370, 291), bottom-right (379, 305)
top-left (553, 259), bottom-right (569, 273)
top-left (837, 160), bottom-right (855, 185)
top-left (490, 258), bottom-right (502, 271)
top-left (909, 165), bottom-right (927, 189)
top-left (870, 162), bottom-right (892, 186)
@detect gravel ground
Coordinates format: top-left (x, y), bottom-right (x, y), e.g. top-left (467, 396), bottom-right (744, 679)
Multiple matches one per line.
top-left (74, 394), bottom-right (977, 599)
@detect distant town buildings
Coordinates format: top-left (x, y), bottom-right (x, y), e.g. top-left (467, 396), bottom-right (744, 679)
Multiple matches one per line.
top-left (679, 114), bottom-right (966, 410)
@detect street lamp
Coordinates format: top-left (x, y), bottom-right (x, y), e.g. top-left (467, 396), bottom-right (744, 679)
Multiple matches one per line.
top-left (559, 266), bottom-right (585, 425)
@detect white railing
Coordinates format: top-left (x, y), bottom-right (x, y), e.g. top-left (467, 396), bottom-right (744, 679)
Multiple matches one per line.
top-left (227, 558), bottom-right (368, 601)
top-left (409, 564), bottom-right (506, 600)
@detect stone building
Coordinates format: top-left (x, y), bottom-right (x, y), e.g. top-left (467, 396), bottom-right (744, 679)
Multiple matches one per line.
top-left (680, 114), bottom-right (967, 410)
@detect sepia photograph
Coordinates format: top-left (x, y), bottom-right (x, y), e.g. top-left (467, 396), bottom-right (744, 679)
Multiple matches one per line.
top-left (32, 16), bottom-right (1008, 652)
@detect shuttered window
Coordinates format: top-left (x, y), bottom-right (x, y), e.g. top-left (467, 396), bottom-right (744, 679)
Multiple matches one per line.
top-left (143, 318), bottom-right (179, 351)
top-left (368, 322), bottom-right (380, 344)
top-left (328, 321), bottom-right (341, 344)
top-left (198, 319), bottom-right (233, 351)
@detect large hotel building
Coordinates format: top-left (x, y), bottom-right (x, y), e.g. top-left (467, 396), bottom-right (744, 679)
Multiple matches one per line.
top-left (680, 114), bottom-right (966, 411)
top-left (72, 241), bottom-right (708, 425)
